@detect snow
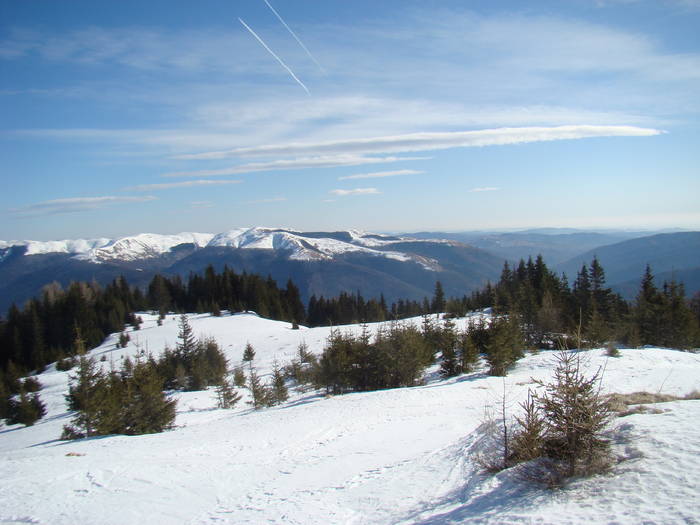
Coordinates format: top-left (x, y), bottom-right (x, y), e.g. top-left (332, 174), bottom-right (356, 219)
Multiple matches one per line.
top-left (0, 227), bottom-right (446, 266)
top-left (2, 312), bottom-right (699, 524)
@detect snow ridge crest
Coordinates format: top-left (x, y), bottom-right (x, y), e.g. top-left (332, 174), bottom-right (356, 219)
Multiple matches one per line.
top-left (0, 227), bottom-right (446, 267)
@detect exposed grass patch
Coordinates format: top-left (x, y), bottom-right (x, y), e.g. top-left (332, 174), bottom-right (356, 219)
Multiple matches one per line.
top-left (607, 390), bottom-right (700, 417)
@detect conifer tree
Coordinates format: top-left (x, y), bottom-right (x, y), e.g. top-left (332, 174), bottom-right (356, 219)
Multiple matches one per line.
top-left (6, 386), bottom-right (46, 426)
top-left (65, 354), bottom-right (106, 437)
top-left (431, 281), bottom-right (446, 313)
top-left (458, 331), bottom-right (480, 373)
top-left (216, 377), bottom-right (242, 409)
top-left (269, 361), bottom-right (289, 406)
top-left (247, 366), bottom-right (270, 409)
top-left (121, 358), bottom-right (176, 435)
top-left (484, 316), bottom-right (524, 376)
top-left (233, 366), bottom-right (247, 388)
top-left (242, 343), bottom-right (256, 363)
top-left (176, 314), bottom-right (196, 360)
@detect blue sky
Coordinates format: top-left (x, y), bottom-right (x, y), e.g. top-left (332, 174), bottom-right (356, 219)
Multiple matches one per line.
top-left (1, 0), bottom-right (699, 240)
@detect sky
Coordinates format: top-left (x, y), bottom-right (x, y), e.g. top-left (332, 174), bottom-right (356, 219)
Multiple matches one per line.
top-left (1, 0), bottom-right (699, 241)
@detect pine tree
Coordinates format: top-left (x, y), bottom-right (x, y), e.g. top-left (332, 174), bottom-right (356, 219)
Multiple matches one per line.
top-left (431, 281), bottom-right (446, 313)
top-left (458, 331), bottom-right (480, 373)
top-left (439, 317), bottom-right (460, 377)
top-left (269, 361), bottom-right (289, 406)
top-left (484, 316), bottom-right (524, 376)
top-left (6, 387), bottom-right (46, 426)
top-left (121, 359), bottom-right (176, 435)
top-left (242, 343), bottom-right (255, 363)
top-left (176, 314), bottom-right (196, 360)
top-left (534, 351), bottom-right (612, 478)
top-left (65, 354), bottom-right (106, 437)
top-left (216, 377), bottom-right (242, 409)
top-left (233, 366), bottom-right (247, 388)
top-left (247, 367), bottom-right (270, 409)
top-left (634, 265), bottom-right (663, 345)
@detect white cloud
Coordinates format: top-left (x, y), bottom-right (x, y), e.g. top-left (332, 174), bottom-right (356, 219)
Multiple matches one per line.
top-left (469, 187), bottom-right (500, 192)
top-left (10, 196), bottom-right (156, 217)
top-left (190, 201), bottom-right (215, 209)
top-left (338, 169), bottom-right (423, 181)
top-left (124, 179), bottom-right (242, 191)
top-left (246, 196), bottom-right (287, 204)
top-left (164, 155), bottom-right (430, 177)
top-left (329, 188), bottom-right (381, 196)
top-left (182, 125), bottom-right (662, 160)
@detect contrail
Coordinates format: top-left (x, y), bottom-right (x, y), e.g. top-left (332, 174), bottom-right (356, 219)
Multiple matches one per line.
top-left (262, 0), bottom-right (325, 73)
top-left (238, 17), bottom-right (310, 95)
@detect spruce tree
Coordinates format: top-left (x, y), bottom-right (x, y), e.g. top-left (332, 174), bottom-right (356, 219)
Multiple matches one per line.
top-left (65, 354), bottom-right (106, 437)
top-left (269, 361), bottom-right (289, 406)
top-left (247, 366), bottom-right (269, 409)
top-left (6, 387), bottom-right (46, 426)
top-left (176, 314), bottom-right (196, 360)
top-left (431, 281), bottom-right (446, 313)
top-left (216, 377), bottom-right (242, 409)
top-left (121, 358), bottom-right (176, 435)
top-left (242, 343), bottom-right (256, 363)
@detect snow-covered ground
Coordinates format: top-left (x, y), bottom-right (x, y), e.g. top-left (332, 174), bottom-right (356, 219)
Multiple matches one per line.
top-left (1, 312), bottom-right (699, 524)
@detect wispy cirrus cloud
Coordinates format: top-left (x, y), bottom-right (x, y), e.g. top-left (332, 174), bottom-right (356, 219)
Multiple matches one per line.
top-left (164, 155), bottom-right (430, 177)
top-left (338, 169), bottom-right (423, 181)
top-left (10, 196), bottom-right (156, 217)
top-left (190, 201), bottom-right (215, 209)
top-left (124, 179), bottom-right (242, 192)
top-left (469, 187), bottom-right (500, 192)
top-left (179, 125), bottom-right (663, 161)
top-left (329, 188), bottom-right (381, 196)
top-left (246, 196), bottom-right (287, 204)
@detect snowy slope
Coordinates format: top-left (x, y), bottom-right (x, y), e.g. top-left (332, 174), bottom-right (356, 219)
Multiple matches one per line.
top-left (1, 313), bottom-right (699, 524)
top-left (0, 227), bottom-right (445, 266)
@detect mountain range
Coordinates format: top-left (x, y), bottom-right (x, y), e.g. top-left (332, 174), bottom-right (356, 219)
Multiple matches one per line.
top-left (0, 227), bottom-right (504, 312)
top-left (1, 227), bottom-right (698, 313)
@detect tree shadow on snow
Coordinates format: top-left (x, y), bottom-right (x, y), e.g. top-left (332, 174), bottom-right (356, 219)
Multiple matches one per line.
top-left (397, 426), bottom-right (547, 524)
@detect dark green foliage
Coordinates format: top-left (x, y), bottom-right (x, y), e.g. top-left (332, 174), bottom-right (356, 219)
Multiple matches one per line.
top-left (484, 316), bottom-right (525, 376)
top-left (247, 366), bottom-right (271, 410)
top-left (157, 337), bottom-right (228, 392)
top-left (431, 281), bottom-right (446, 313)
top-left (308, 292), bottom-right (386, 326)
top-left (315, 324), bottom-right (432, 394)
top-left (56, 356), bottom-right (76, 371)
top-left (437, 318), bottom-right (461, 378)
top-left (118, 332), bottom-right (130, 348)
top-left (269, 361), bottom-right (289, 406)
top-left (6, 388), bottom-right (46, 426)
top-left (120, 359), bottom-right (177, 435)
top-left (63, 355), bottom-right (176, 439)
top-left (22, 376), bottom-right (42, 393)
top-left (285, 341), bottom-right (318, 392)
top-left (628, 267), bottom-right (700, 348)
top-left (242, 342), bottom-right (255, 363)
top-left (65, 355), bottom-right (107, 437)
top-left (486, 352), bottom-right (613, 483)
top-left (458, 331), bottom-right (480, 373)
top-left (233, 366), bottom-right (247, 388)
top-left (533, 351), bottom-right (612, 478)
top-left (216, 378), bottom-right (242, 409)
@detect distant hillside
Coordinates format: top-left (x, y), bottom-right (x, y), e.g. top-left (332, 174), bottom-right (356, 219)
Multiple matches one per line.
top-left (0, 227), bottom-right (503, 312)
top-left (556, 232), bottom-right (700, 298)
top-left (406, 230), bottom-right (647, 265)
top-left (613, 266), bottom-right (700, 300)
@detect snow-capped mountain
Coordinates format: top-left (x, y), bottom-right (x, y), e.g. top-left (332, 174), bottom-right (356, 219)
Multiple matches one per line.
top-left (0, 227), bottom-right (504, 313)
top-left (1, 227), bottom-right (446, 266)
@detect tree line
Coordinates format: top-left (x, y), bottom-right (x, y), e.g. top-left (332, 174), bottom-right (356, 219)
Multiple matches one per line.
top-left (473, 255), bottom-right (700, 349)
